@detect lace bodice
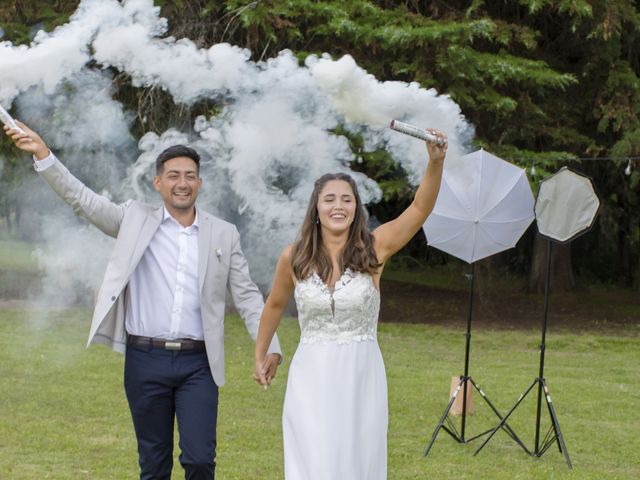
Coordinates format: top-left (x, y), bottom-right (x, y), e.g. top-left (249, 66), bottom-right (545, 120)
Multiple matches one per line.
top-left (294, 269), bottom-right (380, 344)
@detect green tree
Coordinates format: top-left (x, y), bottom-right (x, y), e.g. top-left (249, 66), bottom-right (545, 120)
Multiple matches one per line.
top-left (2, 0), bottom-right (639, 289)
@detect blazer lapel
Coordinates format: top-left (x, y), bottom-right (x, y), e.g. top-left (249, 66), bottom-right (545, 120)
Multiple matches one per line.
top-left (128, 205), bottom-right (164, 276)
top-left (198, 211), bottom-right (212, 293)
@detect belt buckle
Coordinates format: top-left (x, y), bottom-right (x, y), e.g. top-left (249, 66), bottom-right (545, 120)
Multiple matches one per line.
top-left (165, 341), bottom-right (182, 350)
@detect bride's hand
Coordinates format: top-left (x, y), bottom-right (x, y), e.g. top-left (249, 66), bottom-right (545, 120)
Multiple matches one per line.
top-left (425, 128), bottom-right (447, 165)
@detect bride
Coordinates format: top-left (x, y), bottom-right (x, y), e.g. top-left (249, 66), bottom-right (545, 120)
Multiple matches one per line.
top-left (254, 128), bottom-right (447, 479)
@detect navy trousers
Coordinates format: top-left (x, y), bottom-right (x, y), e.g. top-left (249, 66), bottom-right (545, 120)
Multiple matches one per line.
top-left (124, 345), bottom-right (219, 480)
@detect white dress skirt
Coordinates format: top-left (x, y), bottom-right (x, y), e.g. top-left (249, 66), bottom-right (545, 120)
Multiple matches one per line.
top-left (283, 270), bottom-right (388, 480)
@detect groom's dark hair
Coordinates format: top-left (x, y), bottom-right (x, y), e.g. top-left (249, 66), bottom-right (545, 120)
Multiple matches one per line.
top-left (155, 145), bottom-right (201, 174)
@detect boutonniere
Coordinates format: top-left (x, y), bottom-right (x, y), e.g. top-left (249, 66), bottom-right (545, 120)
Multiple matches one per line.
top-left (215, 248), bottom-right (222, 261)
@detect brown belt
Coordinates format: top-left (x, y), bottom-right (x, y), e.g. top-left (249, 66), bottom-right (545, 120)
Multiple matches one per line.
top-left (127, 334), bottom-right (206, 351)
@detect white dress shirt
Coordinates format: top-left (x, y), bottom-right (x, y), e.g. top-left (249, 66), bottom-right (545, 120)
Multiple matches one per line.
top-left (125, 208), bottom-right (203, 340)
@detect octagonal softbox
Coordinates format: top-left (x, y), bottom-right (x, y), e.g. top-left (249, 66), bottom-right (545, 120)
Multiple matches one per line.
top-left (535, 167), bottom-right (600, 243)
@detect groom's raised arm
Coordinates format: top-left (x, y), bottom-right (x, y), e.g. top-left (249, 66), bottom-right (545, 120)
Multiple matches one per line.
top-left (4, 121), bottom-right (126, 238)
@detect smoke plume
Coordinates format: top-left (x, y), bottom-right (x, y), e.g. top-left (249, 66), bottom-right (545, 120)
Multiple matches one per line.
top-left (0, 0), bottom-right (473, 303)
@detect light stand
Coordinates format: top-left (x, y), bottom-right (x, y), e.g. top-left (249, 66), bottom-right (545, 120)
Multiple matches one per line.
top-left (473, 239), bottom-right (571, 466)
top-left (473, 167), bottom-right (600, 468)
top-left (424, 263), bottom-right (529, 456)
top-left (421, 149), bottom-right (536, 457)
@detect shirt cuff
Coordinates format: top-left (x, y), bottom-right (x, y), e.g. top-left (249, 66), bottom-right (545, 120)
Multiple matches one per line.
top-left (32, 150), bottom-right (56, 172)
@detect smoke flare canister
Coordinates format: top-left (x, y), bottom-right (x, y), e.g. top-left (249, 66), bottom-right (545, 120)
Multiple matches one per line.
top-left (389, 119), bottom-right (445, 146)
top-left (0, 105), bottom-right (25, 134)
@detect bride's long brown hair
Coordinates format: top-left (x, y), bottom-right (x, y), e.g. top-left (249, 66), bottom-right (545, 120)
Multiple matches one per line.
top-left (291, 173), bottom-right (381, 282)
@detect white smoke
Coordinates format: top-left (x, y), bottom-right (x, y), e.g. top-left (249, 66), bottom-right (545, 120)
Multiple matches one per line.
top-left (0, 0), bottom-right (473, 303)
top-left (0, 0), bottom-right (144, 104)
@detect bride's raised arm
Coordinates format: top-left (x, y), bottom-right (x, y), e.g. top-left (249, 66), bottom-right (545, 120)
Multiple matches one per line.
top-left (373, 128), bottom-right (447, 264)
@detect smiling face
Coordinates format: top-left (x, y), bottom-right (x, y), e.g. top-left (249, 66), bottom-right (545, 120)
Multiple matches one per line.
top-left (153, 156), bottom-right (202, 215)
top-left (316, 179), bottom-right (357, 234)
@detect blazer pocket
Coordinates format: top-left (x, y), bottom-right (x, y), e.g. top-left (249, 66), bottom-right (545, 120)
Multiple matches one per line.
top-left (211, 245), bottom-right (230, 269)
top-left (203, 254), bottom-right (229, 296)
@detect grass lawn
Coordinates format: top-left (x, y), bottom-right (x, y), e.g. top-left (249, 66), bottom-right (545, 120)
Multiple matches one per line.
top-left (0, 308), bottom-right (638, 479)
top-left (0, 239), bottom-right (41, 299)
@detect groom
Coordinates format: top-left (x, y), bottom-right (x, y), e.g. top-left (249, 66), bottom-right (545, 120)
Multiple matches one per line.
top-left (5, 121), bottom-right (282, 479)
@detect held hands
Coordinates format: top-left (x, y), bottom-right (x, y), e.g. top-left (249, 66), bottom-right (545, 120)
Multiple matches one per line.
top-left (425, 128), bottom-right (447, 165)
top-left (253, 353), bottom-right (281, 389)
top-left (3, 121), bottom-right (49, 159)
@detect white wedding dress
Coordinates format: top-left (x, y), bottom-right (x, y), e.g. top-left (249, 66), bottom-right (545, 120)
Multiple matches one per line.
top-left (283, 269), bottom-right (388, 480)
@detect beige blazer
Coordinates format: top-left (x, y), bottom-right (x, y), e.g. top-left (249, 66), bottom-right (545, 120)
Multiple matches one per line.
top-left (39, 157), bottom-right (281, 386)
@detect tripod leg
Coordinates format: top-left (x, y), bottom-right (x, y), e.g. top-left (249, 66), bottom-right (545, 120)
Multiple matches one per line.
top-left (541, 380), bottom-right (572, 469)
top-left (424, 377), bottom-right (464, 456)
top-left (474, 379), bottom-right (538, 456)
top-left (468, 379), bottom-right (530, 455)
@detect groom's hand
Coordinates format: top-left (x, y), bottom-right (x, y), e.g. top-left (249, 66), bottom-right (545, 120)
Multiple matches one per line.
top-left (253, 353), bottom-right (281, 388)
top-left (4, 121), bottom-right (49, 159)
